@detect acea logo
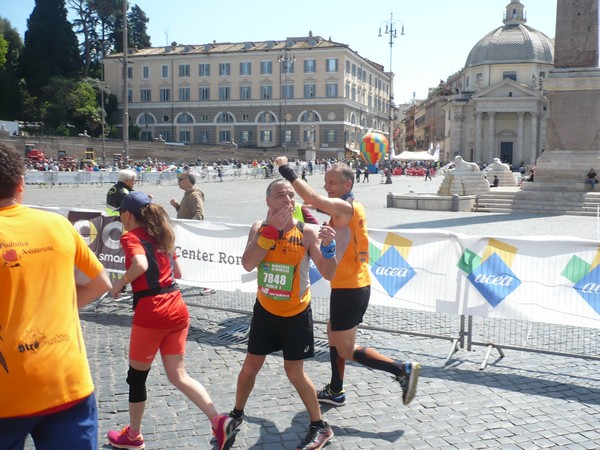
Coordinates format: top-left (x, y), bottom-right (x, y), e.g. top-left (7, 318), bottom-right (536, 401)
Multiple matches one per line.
top-left (370, 233), bottom-right (416, 297)
top-left (562, 251), bottom-right (600, 315)
top-left (458, 239), bottom-right (521, 307)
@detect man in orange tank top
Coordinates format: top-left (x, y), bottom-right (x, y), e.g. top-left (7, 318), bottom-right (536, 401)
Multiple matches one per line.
top-left (276, 156), bottom-right (421, 409)
top-left (228, 179), bottom-right (338, 450)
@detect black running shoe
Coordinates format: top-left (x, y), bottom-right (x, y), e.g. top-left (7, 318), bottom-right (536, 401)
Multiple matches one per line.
top-left (228, 410), bottom-right (244, 430)
top-left (316, 384), bottom-right (346, 406)
top-left (396, 361), bottom-right (421, 405)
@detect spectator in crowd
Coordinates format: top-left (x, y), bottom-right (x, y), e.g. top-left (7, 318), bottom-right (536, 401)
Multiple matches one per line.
top-left (586, 168), bottom-right (597, 189)
top-left (170, 171), bottom-right (215, 296)
top-left (106, 169), bottom-right (136, 216)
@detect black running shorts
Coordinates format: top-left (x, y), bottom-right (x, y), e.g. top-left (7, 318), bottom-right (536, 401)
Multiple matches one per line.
top-left (329, 286), bottom-right (370, 331)
top-left (247, 300), bottom-right (314, 360)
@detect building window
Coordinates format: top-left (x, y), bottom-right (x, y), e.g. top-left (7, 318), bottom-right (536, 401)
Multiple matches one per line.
top-left (161, 131), bottom-right (171, 141)
top-left (219, 130), bottom-right (231, 142)
top-left (261, 60), bottom-right (273, 75)
top-left (345, 83), bottom-right (350, 98)
top-left (179, 64), bottom-right (190, 77)
top-left (327, 129), bottom-right (336, 143)
top-left (217, 112), bottom-right (234, 123)
top-left (241, 114), bottom-right (249, 121)
top-left (127, 66), bottom-right (133, 79)
top-left (326, 58), bottom-right (338, 72)
top-left (261, 84), bottom-right (272, 99)
top-left (240, 61), bottom-right (252, 76)
top-left (351, 64), bottom-right (356, 77)
top-left (304, 59), bottom-right (316, 73)
top-left (351, 86), bottom-right (356, 101)
top-left (199, 114), bottom-right (209, 123)
top-left (140, 130), bottom-right (152, 141)
top-left (219, 63), bottom-right (231, 76)
top-left (160, 88), bottom-right (171, 102)
top-left (199, 63), bottom-right (210, 76)
top-left (161, 65), bottom-right (169, 78)
top-left (503, 71), bottom-right (517, 82)
top-left (141, 89), bottom-right (151, 102)
top-left (240, 85), bottom-right (251, 99)
top-left (179, 130), bottom-right (191, 143)
top-left (258, 112), bottom-right (275, 123)
top-left (200, 130), bottom-right (209, 143)
top-left (304, 83), bottom-right (316, 98)
top-left (281, 60), bottom-right (294, 74)
top-left (282, 84), bottom-right (294, 99)
top-left (177, 113), bottom-right (193, 124)
top-left (260, 130), bottom-right (272, 143)
top-left (326, 83), bottom-right (338, 97)
top-left (345, 60), bottom-right (350, 74)
top-left (179, 87), bottom-right (190, 101)
top-left (142, 65), bottom-right (149, 79)
top-left (219, 86), bottom-right (230, 100)
top-left (199, 87), bottom-right (210, 101)
top-left (241, 130), bottom-right (250, 143)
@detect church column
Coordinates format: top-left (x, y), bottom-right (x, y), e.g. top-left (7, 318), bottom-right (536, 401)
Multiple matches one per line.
top-left (475, 112), bottom-right (483, 163)
top-left (455, 112), bottom-right (464, 158)
top-left (487, 112), bottom-right (495, 163)
top-left (516, 112), bottom-right (524, 165)
top-left (530, 112), bottom-right (538, 165)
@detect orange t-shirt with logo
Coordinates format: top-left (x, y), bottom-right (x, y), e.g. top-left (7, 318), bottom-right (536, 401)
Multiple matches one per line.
top-left (0, 204), bottom-right (104, 417)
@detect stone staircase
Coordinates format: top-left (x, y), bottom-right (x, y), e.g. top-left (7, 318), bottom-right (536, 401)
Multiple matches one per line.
top-left (474, 186), bottom-right (600, 216)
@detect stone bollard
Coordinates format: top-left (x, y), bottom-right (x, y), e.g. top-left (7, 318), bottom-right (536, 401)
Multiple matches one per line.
top-left (386, 192), bottom-right (393, 208)
top-left (451, 194), bottom-right (460, 211)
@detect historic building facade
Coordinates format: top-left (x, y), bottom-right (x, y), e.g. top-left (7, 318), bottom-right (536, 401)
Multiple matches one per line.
top-left (401, 0), bottom-right (554, 166)
top-left (102, 33), bottom-right (392, 159)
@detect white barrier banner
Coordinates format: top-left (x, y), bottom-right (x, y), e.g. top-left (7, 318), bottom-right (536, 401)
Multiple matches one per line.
top-left (30, 205), bottom-right (600, 329)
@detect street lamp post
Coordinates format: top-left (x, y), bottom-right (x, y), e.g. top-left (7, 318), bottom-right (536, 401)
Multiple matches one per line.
top-left (278, 48), bottom-right (295, 153)
top-left (122, 0), bottom-right (129, 164)
top-left (379, 12), bottom-right (404, 163)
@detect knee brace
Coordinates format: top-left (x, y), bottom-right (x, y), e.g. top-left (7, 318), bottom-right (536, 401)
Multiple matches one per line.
top-left (126, 366), bottom-right (150, 403)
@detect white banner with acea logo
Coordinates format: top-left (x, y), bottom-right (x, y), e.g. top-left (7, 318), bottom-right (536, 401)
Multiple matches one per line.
top-left (35, 206), bottom-right (600, 330)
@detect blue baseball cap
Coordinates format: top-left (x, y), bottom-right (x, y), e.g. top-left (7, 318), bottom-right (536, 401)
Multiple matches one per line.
top-left (117, 191), bottom-right (152, 213)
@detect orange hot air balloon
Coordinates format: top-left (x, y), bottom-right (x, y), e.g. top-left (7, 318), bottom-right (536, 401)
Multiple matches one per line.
top-left (360, 132), bottom-right (388, 172)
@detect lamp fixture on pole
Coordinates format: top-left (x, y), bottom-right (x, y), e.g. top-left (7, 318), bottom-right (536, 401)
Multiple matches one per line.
top-left (278, 48), bottom-right (295, 152)
top-left (379, 12), bottom-right (404, 156)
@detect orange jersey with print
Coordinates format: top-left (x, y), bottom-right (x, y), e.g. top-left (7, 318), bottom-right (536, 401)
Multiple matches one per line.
top-left (330, 200), bottom-right (371, 289)
top-left (256, 222), bottom-right (311, 317)
top-left (0, 204), bottom-right (104, 417)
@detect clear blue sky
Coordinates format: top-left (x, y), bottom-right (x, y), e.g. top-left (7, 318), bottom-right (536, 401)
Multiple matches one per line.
top-left (1, 0), bottom-right (558, 103)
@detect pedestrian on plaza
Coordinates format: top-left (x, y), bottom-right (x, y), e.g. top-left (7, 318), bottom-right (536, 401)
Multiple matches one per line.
top-left (362, 167), bottom-right (369, 183)
top-left (276, 156), bottom-right (421, 408)
top-left (217, 165), bottom-right (224, 182)
top-left (302, 166), bottom-right (308, 182)
top-left (424, 165), bottom-right (432, 181)
top-left (0, 142), bottom-right (112, 449)
top-left (106, 192), bottom-right (235, 450)
top-left (355, 167), bottom-right (361, 183)
top-left (170, 171), bottom-right (215, 296)
top-left (106, 169), bottom-right (136, 216)
top-left (228, 179), bottom-right (338, 450)
top-left (586, 168), bottom-right (597, 189)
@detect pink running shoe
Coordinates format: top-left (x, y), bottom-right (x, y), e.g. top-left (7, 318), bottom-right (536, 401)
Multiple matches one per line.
top-left (212, 414), bottom-right (235, 450)
top-left (107, 426), bottom-right (145, 449)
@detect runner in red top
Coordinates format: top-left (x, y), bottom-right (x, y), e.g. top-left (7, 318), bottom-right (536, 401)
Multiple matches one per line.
top-left (106, 192), bottom-right (235, 450)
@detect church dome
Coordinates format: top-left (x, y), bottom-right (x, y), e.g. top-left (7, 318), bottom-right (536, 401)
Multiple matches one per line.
top-left (465, 1), bottom-right (554, 68)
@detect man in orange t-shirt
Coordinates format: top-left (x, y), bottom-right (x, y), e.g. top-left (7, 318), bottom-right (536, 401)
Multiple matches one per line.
top-left (0, 143), bottom-right (111, 449)
top-left (276, 156), bottom-right (421, 409)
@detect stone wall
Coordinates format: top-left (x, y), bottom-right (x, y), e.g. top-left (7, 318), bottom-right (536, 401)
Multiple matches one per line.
top-left (0, 135), bottom-right (301, 164)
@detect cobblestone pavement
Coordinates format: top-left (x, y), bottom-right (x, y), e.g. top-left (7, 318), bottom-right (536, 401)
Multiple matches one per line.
top-left (22, 173), bottom-right (600, 449)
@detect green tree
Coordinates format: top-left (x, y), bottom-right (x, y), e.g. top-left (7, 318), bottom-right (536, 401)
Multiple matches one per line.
top-left (112, 3), bottom-right (150, 53)
top-left (20, 0), bottom-right (82, 98)
top-left (0, 35), bottom-right (7, 69)
top-left (0, 18), bottom-right (25, 120)
top-left (128, 4), bottom-right (150, 50)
